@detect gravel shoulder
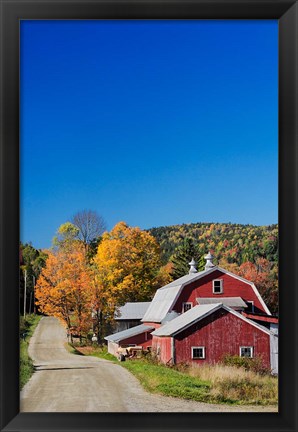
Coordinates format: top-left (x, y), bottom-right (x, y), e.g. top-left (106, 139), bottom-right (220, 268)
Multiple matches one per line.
top-left (20, 316), bottom-right (278, 412)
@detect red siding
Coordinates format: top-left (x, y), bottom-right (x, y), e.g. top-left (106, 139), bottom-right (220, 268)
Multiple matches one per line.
top-left (152, 336), bottom-right (173, 364)
top-left (173, 309), bottom-right (270, 367)
top-left (172, 270), bottom-right (267, 314)
top-left (243, 312), bottom-right (278, 323)
top-left (142, 322), bottom-right (162, 329)
top-left (119, 331), bottom-right (152, 349)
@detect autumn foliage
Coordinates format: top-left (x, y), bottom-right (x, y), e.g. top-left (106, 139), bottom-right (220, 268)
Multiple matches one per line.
top-left (150, 222), bottom-right (278, 314)
top-left (35, 243), bottom-right (93, 341)
top-left (35, 220), bottom-right (278, 343)
top-left (93, 222), bottom-right (164, 304)
top-left (237, 258), bottom-right (278, 314)
top-left (35, 221), bottom-right (170, 341)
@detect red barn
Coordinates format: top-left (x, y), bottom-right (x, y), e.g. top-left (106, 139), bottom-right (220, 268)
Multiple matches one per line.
top-left (152, 303), bottom-right (276, 371)
top-left (105, 253), bottom-right (278, 373)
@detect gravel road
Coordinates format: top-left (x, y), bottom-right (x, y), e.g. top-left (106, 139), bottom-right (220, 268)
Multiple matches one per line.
top-left (20, 317), bottom-right (278, 412)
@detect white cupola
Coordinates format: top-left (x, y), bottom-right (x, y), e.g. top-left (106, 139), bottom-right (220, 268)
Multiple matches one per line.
top-left (204, 251), bottom-right (215, 270)
top-left (189, 258), bottom-right (198, 274)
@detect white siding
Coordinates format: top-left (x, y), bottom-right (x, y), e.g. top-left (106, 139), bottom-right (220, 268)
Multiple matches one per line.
top-left (107, 341), bottom-right (119, 356)
top-left (270, 333), bottom-right (278, 375)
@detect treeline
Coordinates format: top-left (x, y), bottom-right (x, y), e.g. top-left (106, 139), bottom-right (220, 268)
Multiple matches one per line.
top-left (20, 218), bottom-right (279, 338)
top-left (148, 222), bottom-right (278, 266)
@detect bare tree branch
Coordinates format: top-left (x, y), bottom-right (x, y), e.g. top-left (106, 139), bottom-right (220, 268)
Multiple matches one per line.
top-left (71, 210), bottom-right (106, 246)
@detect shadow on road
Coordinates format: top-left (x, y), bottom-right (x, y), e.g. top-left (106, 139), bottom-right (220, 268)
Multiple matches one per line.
top-left (35, 366), bottom-right (94, 371)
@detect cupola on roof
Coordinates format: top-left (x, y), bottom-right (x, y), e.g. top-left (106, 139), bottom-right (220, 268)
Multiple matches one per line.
top-left (188, 258), bottom-right (198, 274)
top-left (204, 251), bottom-right (215, 270)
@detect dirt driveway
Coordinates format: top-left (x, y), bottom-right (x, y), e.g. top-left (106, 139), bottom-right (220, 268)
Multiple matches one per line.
top-left (20, 317), bottom-right (278, 412)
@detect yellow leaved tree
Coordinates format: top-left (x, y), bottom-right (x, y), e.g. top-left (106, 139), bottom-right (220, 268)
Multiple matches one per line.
top-left (91, 222), bottom-right (167, 338)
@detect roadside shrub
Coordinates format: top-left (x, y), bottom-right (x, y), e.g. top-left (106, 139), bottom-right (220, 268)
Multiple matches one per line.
top-left (222, 354), bottom-right (272, 375)
top-left (145, 349), bottom-right (160, 364)
top-left (187, 363), bottom-right (278, 405)
top-left (211, 376), bottom-right (277, 405)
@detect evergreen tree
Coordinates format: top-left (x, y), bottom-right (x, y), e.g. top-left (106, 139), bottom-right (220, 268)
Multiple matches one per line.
top-left (170, 238), bottom-right (205, 279)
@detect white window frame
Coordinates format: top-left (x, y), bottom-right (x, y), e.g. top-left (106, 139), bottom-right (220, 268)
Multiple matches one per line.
top-left (239, 346), bottom-right (254, 358)
top-left (246, 301), bottom-right (255, 313)
top-left (212, 279), bottom-right (223, 294)
top-left (182, 302), bottom-right (193, 313)
top-left (191, 346), bottom-right (205, 359)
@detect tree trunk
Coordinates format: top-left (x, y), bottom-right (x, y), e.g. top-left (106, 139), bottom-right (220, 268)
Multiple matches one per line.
top-left (97, 310), bottom-right (103, 344)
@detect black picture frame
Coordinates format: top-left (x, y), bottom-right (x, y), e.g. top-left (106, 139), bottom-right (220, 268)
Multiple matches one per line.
top-left (0, 1), bottom-right (297, 431)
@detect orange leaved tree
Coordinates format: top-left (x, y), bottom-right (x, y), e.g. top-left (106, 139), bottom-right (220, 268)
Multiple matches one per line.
top-left (219, 257), bottom-right (278, 315)
top-left (35, 243), bottom-right (93, 342)
top-left (237, 258), bottom-right (278, 314)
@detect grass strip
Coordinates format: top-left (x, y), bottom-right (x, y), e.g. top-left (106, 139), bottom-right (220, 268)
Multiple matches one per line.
top-left (121, 360), bottom-right (211, 401)
top-left (20, 314), bottom-right (42, 389)
top-left (86, 346), bottom-right (277, 406)
top-left (89, 347), bottom-right (210, 402)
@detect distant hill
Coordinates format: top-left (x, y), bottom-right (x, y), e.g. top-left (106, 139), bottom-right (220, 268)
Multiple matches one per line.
top-left (147, 222), bottom-right (278, 266)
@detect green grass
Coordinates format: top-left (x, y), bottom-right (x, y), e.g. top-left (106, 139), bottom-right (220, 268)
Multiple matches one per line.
top-left (91, 347), bottom-right (117, 362)
top-left (88, 346), bottom-right (278, 406)
top-left (90, 347), bottom-right (210, 402)
top-left (20, 314), bottom-right (42, 389)
top-left (64, 343), bottom-right (86, 356)
top-left (121, 360), bottom-right (211, 401)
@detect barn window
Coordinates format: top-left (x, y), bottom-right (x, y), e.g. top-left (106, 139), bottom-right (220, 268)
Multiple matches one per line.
top-left (191, 346), bottom-right (205, 359)
top-left (182, 302), bottom-right (193, 313)
top-left (213, 279), bottom-right (223, 294)
top-left (240, 346), bottom-right (253, 358)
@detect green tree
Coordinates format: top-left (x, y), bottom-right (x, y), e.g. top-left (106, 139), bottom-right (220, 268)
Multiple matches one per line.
top-left (20, 243), bottom-right (47, 315)
top-left (52, 222), bottom-right (80, 249)
top-left (170, 238), bottom-right (205, 279)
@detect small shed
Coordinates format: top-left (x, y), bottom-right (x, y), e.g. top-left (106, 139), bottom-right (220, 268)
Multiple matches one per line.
top-left (105, 324), bottom-right (154, 356)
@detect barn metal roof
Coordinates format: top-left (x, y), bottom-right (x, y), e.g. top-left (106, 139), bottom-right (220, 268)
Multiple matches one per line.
top-left (104, 324), bottom-right (154, 343)
top-left (115, 302), bottom-right (151, 320)
top-left (159, 271), bottom-right (206, 290)
top-left (152, 303), bottom-right (273, 337)
top-left (141, 284), bottom-right (182, 323)
top-left (142, 269), bottom-right (210, 323)
top-left (152, 304), bottom-right (222, 336)
top-left (196, 297), bottom-right (248, 308)
top-left (161, 310), bottom-right (180, 323)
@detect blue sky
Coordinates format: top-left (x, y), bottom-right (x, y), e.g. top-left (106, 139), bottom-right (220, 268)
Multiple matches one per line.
top-left (20, 20), bottom-right (278, 249)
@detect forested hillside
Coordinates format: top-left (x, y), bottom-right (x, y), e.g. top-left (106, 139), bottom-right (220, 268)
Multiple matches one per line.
top-left (148, 222), bottom-right (278, 314)
top-left (20, 221), bottom-right (279, 320)
top-left (148, 222), bottom-right (278, 266)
